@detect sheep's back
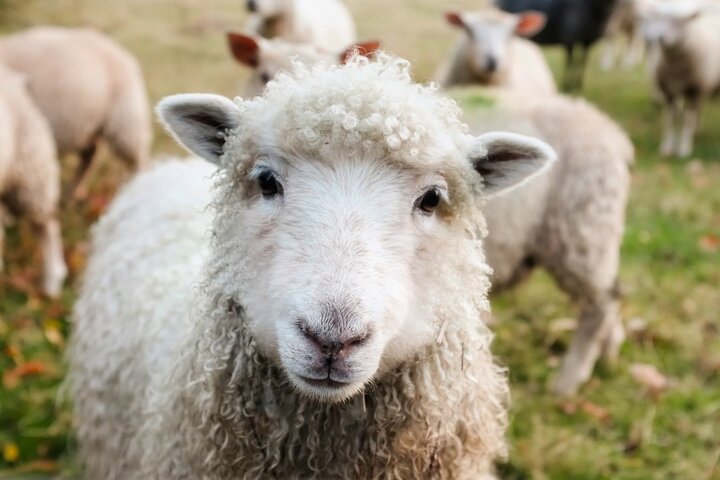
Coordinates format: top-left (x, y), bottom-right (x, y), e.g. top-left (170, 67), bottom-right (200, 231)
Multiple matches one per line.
top-left (70, 158), bottom-right (216, 479)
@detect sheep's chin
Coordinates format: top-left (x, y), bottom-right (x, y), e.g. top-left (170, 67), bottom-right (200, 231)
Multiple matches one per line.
top-left (286, 372), bottom-right (369, 403)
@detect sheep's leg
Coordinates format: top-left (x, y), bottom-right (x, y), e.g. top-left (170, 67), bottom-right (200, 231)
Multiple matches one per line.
top-left (36, 218), bottom-right (67, 298)
top-left (660, 96), bottom-right (680, 157)
top-left (553, 292), bottom-right (621, 396)
top-left (562, 44), bottom-right (576, 92)
top-left (623, 31), bottom-right (644, 68)
top-left (600, 37), bottom-right (618, 71)
top-left (71, 142), bottom-right (98, 201)
top-left (677, 95), bottom-right (701, 158)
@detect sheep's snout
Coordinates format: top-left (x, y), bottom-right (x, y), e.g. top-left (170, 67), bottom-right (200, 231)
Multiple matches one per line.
top-left (298, 320), bottom-right (372, 364)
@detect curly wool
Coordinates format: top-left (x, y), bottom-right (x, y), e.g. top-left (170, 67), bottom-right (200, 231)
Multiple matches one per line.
top-left (72, 55), bottom-right (508, 479)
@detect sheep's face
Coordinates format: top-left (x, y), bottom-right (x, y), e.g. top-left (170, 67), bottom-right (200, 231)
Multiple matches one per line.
top-left (642, 3), bottom-right (700, 47)
top-left (157, 56), bottom-right (556, 402)
top-left (445, 10), bottom-right (546, 79)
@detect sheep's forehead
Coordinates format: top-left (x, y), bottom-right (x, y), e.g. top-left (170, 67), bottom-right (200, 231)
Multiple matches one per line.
top-left (465, 9), bottom-right (517, 28)
top-left (233, 57), bottom-right (469, 170)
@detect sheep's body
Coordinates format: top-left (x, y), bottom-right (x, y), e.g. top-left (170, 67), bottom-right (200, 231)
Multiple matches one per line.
top-left (68, 55), bottom-right (564, 478)
top-left (438, 36), bottom-right (556, 95)
top-left (647, 7), bottom-right (720, 157)
top-left (0, 26), bottom-right (152, 196)
top-left (246, 0), bottom-right (356, 52)
top-left (455, 88), bottom-right (633, 395)
top-left (497, 0), bottom-right (619, 90)
top-left (0, 65), bottom-right (66, 297)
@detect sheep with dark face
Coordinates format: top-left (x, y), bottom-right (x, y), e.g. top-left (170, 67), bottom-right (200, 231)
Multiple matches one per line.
top-left (69, 55), bottom-right (556, 478)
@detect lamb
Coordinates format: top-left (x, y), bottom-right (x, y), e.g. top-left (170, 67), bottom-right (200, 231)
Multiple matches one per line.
top-left (497, 0), bottom-right (619, 90)
top-left (642, 1), bottom-right (720, 157)
top-left (227, 31), bottom-right (379, 96)
top-left (453, 87), bottom-right (633, 396)
top-left (436, 8), bottom-right (557, 95)
top-left (69, 54), bottom-right (558, 478)
top-left (0, 26), bottom-right (152, 198)
top-left (244, 0), bottom-right (356, 53)
top-left (0, 64), bottom-right (66, 297)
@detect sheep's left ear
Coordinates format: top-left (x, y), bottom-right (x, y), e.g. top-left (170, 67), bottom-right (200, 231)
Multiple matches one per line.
top-left (469, 132), bottom-right (556, 197)
top-left (340, 40), bottom-right (381, 64)
top-left (515, 11), bottom-right (547, 37)
top-left (156, 94), bottom-right (241, 165)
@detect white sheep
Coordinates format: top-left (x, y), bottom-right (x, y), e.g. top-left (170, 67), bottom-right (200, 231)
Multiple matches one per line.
top-left (454, 87), bottom-right (633, 396)
top-left (0, 64), bottom-right (66, 297)
top-left (244, 0), bottom-right (356, 53)
top-left (642, 1), bottom-right (720, 157)
top-left (435, 8), bottom-right (557, 95)
top-left (70, 54), bottom-right (557, 478)
top-left (226, 31), bottom-right (379, 96)
top-left (601, 0), bottom-right (656, 70)
top-left (0, 26), bottom-right (152, 198)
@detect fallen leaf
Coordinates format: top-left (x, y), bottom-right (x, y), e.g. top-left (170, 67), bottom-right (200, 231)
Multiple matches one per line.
top-left (2, 360), bottom-right (52, 389)
top-left (580, 400), bottom-right (612, 423)
top-left (3, 442), bottom-right (19, 463)
top-left (43, 318), bottom-right (64, 346)
top-left (699, 234), bottom-right (720, 253)
top-left (630, 363), bottom-right (669, 396)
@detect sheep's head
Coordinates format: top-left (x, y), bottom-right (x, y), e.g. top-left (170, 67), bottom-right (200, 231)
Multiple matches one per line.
top-left (642, 1), bottom-right (701, 47)
top-left (157, 54), bottom-right (555, 402)
top-left (445, 9), bottom-right (546, 78)
top-left (227, 32), bottom-right (380, 96)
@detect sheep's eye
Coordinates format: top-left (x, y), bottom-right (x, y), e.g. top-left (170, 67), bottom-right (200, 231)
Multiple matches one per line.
top-left (260, 72), bottom-right (271, 84)
top-left (258, 170), bottom-right (282, 198)
top-left (416, 188), bottom-right (442, 214)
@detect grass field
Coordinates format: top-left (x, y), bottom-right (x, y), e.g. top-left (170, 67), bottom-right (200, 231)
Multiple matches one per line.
top-left (1, 0), bottom-right (719, 478)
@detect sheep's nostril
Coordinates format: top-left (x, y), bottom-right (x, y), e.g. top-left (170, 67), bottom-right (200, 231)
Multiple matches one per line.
top-left (486, 56), bottom-right (498, 73)
top-left (297, 320), bottom-right (371, 358)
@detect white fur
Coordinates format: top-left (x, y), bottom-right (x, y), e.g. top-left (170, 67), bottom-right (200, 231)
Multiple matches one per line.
top-left (246, 0), bottom-right (356, 52)
top-left (435, 8), bottom-right (557, 95)
top-left (0, 64), bottom-right (66, 297)
top-left (642, 1), bottom-right (720, 157)
top-left (70, 55), bottom-right (556, 478)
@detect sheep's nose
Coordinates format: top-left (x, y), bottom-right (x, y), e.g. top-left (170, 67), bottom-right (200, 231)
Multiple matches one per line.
top-left (298, 322), bottom-right (371, 361)
top-left (486, 56), bottom-right (498, 73)
top-left (246, 0), bottom-right (257, 12)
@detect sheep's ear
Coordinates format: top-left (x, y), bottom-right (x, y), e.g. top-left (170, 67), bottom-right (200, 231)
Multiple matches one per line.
top-left (445, 12), bottom-right (466, 29)
top-left (227, 32), bottom-right (261, 67)
top-left (156, 94), bottom-right (241, 165)
top-left (470, 132), bottom-right (556, 197)
top-left (515, 11), bottom-right (547, 37)
top-left (340, 40), bottom-right (381, 64)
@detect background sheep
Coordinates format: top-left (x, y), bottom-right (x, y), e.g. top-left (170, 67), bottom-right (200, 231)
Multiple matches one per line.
top-left (244, 0), bottom-right (356, 52)
top-left (642, 1), bottom-right (720, 157)
top-left (70, 55), bottom-right (557, 478)
top-left (436, 8), bottom-right (557, 95)
top-left (0, 64), bottom-right (66, 298)
top-left (454, 88), bottom-right (633, 396)
top-left (601, 0), bottom-right (656, 70)
top-left (0, 26), bottom-right (152, 198)
top-left (496, 0), bottom-right (619, 90)
top-left (226, 31), bottom-right (379, 96)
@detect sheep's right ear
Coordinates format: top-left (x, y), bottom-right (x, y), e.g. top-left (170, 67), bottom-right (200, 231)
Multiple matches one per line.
top-left (515, 11), bottom-right (547, 37)
top-left (227, 32), bottom-right (261, 67)
top-left (156, 94), bottom-right (241, 165)
top-left (445, 12), bottom-right (466, 29)
top-left (340, 40), bottom-right (381, 64)
top-left (469, 132), bottom-right (557, 197)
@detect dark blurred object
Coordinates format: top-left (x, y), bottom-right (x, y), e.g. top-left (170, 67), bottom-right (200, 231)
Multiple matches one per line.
top-left (497, 0), bottom-right (619, 90)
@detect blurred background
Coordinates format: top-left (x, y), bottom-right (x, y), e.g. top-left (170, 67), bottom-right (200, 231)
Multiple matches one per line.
top-left (0, 0), bottom-right (718, 478)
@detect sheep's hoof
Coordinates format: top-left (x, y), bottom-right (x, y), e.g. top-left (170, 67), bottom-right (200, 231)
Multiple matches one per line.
top-left (551, 369), bottom-right (584, 397)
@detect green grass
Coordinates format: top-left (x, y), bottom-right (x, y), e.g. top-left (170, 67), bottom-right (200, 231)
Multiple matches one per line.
top-left (1, 1), bottom-right (719, 478)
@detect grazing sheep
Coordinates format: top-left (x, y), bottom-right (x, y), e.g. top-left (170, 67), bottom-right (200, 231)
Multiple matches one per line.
top-left (70, 54), bottom-right (557, 478)
top-left (642, 1), bottom-right (720, 157)
top-left (436, 8), bottom-right (557, 95)
top-left (0, 26), bottom-right (152, 198)
top-left (244, 0), bottom-right (356, 52)
top-left (454, 87), bottom-right (633, 396)
top-left (227, 31), bottom-right (379, 96)
top-left (0, 64), bottom-right (66, 297)
top-left (497, 0), bottom-right (619, 90)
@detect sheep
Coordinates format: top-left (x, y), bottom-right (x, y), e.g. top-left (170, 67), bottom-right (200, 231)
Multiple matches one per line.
top-left (600, 0), bottom-right (656, 70)
top-left (641, 1), bottom-right (720, 158)
top-left (436, 8), bottom-right (557, 95)
top-left (0, 26), bottom-right (152, 198)
top-left (244, 0), bottom-right (356, 53)
top-left (453, 87), bottom-right (633, 396)
top-left (226, 31), bottom-right (380, 96)
top-left (497, 0), bottom-right (619, 90)
top-left (69, 54), bottom-right (558, 479)
top-left (0, 64), bottom-right (66, 297)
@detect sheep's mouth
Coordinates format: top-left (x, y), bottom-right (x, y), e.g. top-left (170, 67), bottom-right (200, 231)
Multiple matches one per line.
top-left (297, 375), bottom-right (350, 389)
